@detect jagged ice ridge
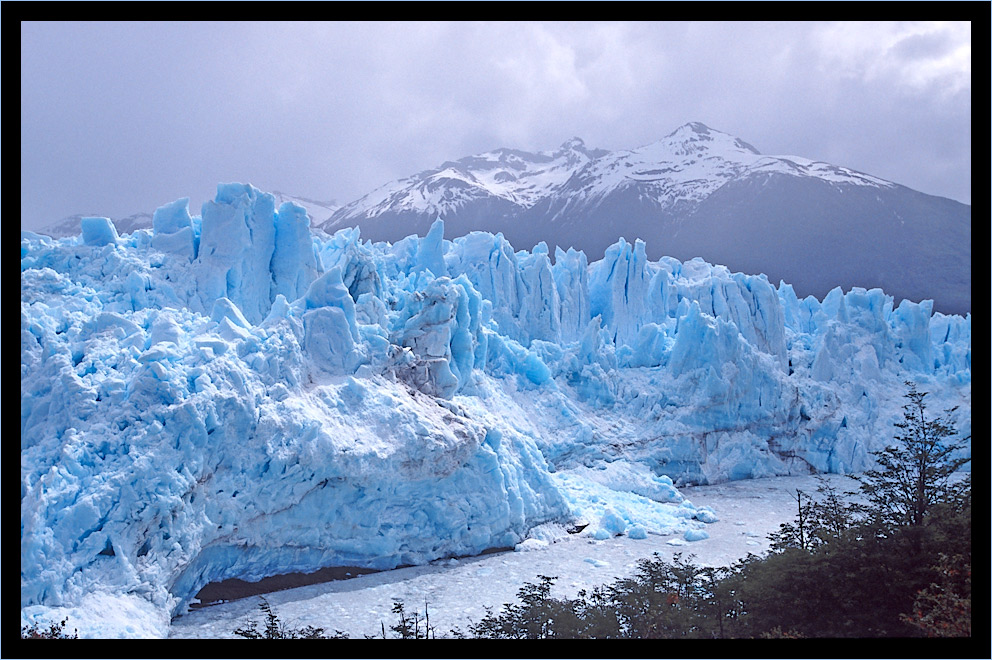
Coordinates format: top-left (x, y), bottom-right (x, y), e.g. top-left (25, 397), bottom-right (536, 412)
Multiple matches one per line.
top-left (21, 183), bottom-right (970, 637)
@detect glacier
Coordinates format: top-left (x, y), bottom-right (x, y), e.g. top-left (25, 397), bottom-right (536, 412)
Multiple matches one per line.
top-left (20, 183), bottom-right (971, 638)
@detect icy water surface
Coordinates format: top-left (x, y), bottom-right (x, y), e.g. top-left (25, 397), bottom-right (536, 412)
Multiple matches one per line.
top-left (169, 473), bottom-right (854, 639)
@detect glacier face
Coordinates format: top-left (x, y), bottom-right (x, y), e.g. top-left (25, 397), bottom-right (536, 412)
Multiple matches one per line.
top-left (20, 184), bottom-right (970, 637)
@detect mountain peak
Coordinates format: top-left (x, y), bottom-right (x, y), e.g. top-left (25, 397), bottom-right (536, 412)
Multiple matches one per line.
top-left (552, 136), bottom-right (610, 161)
top-left (664, 122), bottom-right (714, 139)
top-left (684, 121), bottom-right (713, 134)
top-left (559, 136), bottom-right (586, 151)
top-left (660, 122), bottom-right (761, 156)
top-left (554, 137), bottom-right (594, 158)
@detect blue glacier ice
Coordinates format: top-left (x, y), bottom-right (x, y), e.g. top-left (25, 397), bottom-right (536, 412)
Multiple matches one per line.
top-left (20, 183), bottom-right (971, 637)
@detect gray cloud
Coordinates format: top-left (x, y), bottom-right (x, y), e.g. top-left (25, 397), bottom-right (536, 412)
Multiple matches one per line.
top-left (20, 21), bottom-right (971, 232)
top-left (890, 30), bottom-right (959, 61)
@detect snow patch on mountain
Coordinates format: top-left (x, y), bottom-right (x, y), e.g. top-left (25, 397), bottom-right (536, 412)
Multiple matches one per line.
top-left (322, 122), bottom-right (895, 231)
top-left (327, 137), bottom-right (605, 227)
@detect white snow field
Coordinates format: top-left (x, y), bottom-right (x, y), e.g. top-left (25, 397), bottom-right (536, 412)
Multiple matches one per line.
top-left (21, 183), bottom-right (970, 638)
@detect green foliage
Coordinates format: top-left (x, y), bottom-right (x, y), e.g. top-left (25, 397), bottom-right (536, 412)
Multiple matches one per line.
top-left (234, 595), bottom-right (445, 639)
top-left (901, 553), bottom-right (971, 637)
top-left (21, 617), bottom-right (78, 639)
top-left (469, 575), bottom-right (576, 638)
top-left (853, 381), bottom-right (970, 529)
top-left (737, 531), bottom-right (932, 637)
top-left (616, 553), bottom-right (722, 638)
top-left (383, 598), bottom-right (437, 639)
top-left (234, 596), bottom-right (348, 639)
top-left (752, 381), bottom-right (972, 637)
top-left (768, 476), bottom-right (860, 551)
top-left (464, 555), bottom-right (746, 639)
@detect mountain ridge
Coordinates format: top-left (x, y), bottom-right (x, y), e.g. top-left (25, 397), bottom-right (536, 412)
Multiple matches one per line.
top-left (318, 122), bottom-right (970, 315)
top-left (322, 122), bottom-right (900, 231)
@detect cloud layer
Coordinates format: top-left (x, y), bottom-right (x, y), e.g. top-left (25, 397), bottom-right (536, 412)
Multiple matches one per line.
top-left (21, 21), bottom-right (970, 230)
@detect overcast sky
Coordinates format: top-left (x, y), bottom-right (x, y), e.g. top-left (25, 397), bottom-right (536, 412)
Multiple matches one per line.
top-left (21, 20), bottom-right (971, 231)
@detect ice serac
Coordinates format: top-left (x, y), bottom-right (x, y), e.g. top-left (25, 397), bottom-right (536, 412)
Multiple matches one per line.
top-left (194, 183), bottom-right (277, 324)
top-left (552, 246), bottom-right (590, 343)
top-left (20, 183), bottom-right (970, 637)
top-left (416, 217), bottom-right (447, 278)
top-left (301, 266), bottom-right (363, 374)
top-left (151, 198), bottom-right (196, 260)
top-left (81, 216), bottom-right (119, 247)
top-left (192, 183), bottom-right (322, 326)
top-left (272, 201), bottom-right (323, 302)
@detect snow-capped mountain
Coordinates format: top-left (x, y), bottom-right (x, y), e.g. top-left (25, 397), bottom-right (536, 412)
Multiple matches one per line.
top-left (323, 136), bottom-right (609, 223)
top-left (320, 123), bottom-right (971, 315)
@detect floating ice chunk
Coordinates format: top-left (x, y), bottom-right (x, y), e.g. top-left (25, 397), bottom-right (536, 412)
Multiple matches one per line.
top-left (514, 538), bottom-right (549, 552)
top-left (598, 507), bottom-right (627, 536)
top-left (684, 528), bottom-right (710, 542)
top-left (524, 522), bottom-right (569, 544)
top-left (694, 506), bottom-right (719, 523)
